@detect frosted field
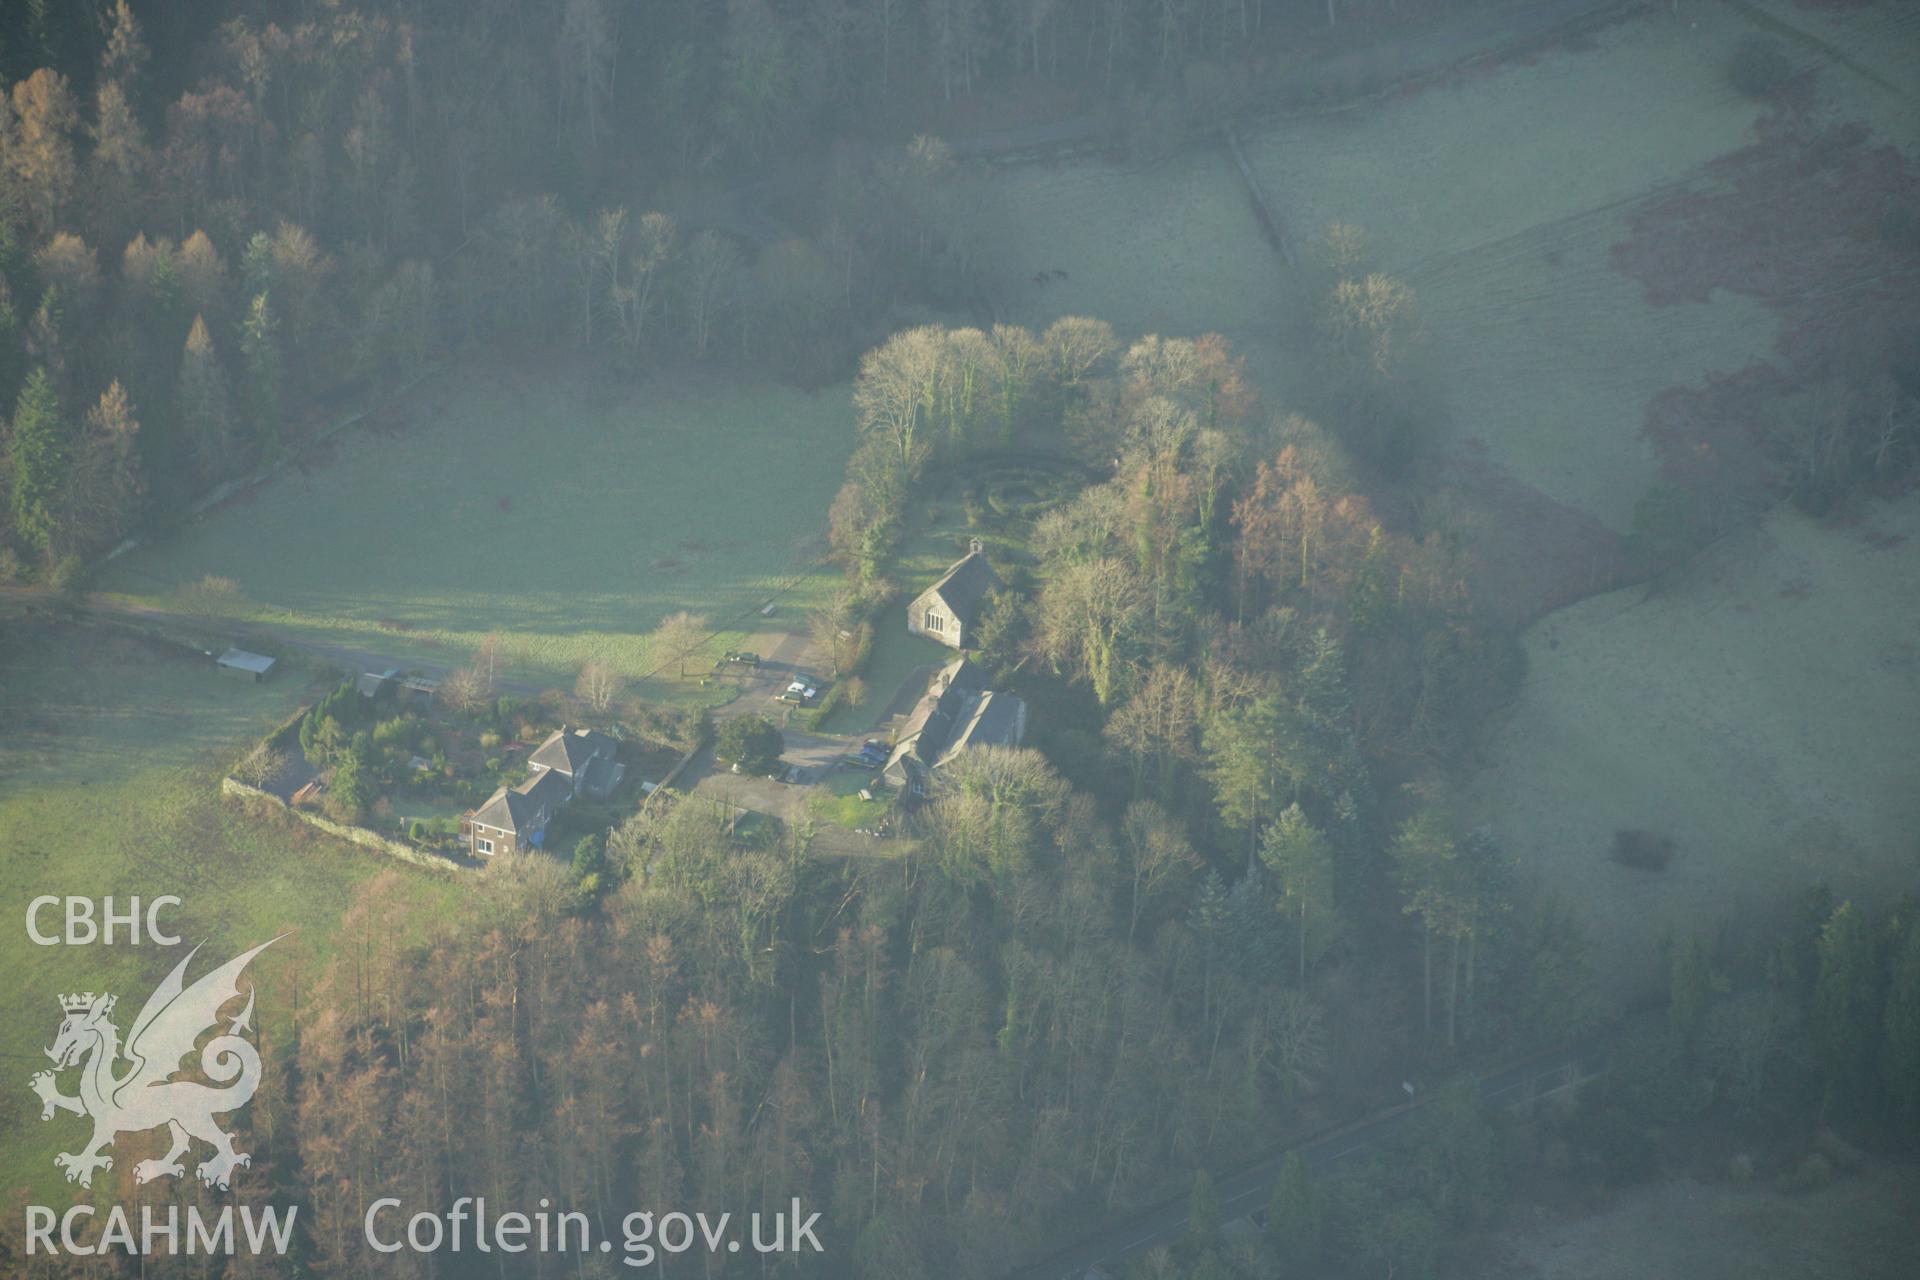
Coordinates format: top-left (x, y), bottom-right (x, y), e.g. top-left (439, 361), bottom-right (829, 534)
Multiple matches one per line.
top-left (1493, 1164), bottom-right (1920, 1280)
top-left (1243, 10), bottom-right (1770, 272)
top-left (985, 146), bottom-right (1292, 341)
top-left (1244, 5), bottom-right (1791, 531)
top-left (1465, 493), bottom-right (1920, 1000)
top-left (1750, 0), bottom-right (1920, 148)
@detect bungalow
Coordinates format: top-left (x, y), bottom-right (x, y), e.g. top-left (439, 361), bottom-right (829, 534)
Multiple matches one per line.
top-left (881, 657), bottom-right (1029, 795)
top-left (907, 542), bottom-right (999, 651)
top-left (462, 725), bottom-right (625, 857)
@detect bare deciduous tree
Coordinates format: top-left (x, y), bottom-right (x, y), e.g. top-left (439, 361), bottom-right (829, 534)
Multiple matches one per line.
top-left (1318, 221), bottom-right (1367, 275)
top-left (681, 230), bottom-right (741, 358)
top-left (651, 611), bottom-right (710, 678)
top-left (1104, 664), bottom-right (1199, 798)
top-left (1035, 556), bottom-right (1147, 706)
top-left (1118, 798), bottom-right (1196, 947)
top-left (611, 212), bottom-right (677, 359)
top-left (1041, 315), bottom-right (1117, 388)
top-left (556, 0), bottom-right (617, 153)
top-left (854, 325), bottom-right (945, 466)
top-left (1322, 272), bottom-right (1418, 379)
top-left (437, 665), bottom-right (485, 715)
top-left (473, 632), bottom-right (503, 696)
top-left (808, 589), bottom-right (859, 677)
top-left (233, 741), bottom-right (288, 788)
top-left (575, 659), bottom-right (624, 715)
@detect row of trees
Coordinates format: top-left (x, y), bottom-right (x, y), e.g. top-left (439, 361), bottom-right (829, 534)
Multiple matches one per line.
top-left (1652, 890), bottom-right (1920, 1137)
top-left (0, 0), bottom-right (1042, 577)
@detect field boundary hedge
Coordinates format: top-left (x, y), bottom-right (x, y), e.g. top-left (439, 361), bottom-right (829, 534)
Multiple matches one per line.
top-left (1223, 125), bottom-right (1298, 270)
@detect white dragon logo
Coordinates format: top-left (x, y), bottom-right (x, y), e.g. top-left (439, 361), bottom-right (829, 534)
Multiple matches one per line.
top-left (28, 937), bottom-right (279, 1191)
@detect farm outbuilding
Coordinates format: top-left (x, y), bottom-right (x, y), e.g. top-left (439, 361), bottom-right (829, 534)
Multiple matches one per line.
top-left (358, 669), bottom-right (439, 708)
top-left (215, 648), bottom-right (276, 682)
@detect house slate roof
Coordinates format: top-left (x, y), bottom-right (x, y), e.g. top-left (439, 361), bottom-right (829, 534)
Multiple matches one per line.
top-left (883, 658), bottom-right (1005, 786)
top-left (893, 658), bottom-right (983, 761)
top-left (470, 785), bottom-right (541, 835)
top-left (935, 690), bottom-right (1029, 768)
top-left (919, 552), bottom-right (998, 630)
top-left (520, 767), bottom-right (574, 810)
top-left (580, 754), bottom-right (625, 797)
top-left (529, 726), bottom-right (618, 776)
top-left (472, 762), bottom-right (575, 835)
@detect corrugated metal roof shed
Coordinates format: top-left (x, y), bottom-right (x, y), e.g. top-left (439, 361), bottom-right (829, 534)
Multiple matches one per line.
top-left (216, 648), bottom-right (277, 680)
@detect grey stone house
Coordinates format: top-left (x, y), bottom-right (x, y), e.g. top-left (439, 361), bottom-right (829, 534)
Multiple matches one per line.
top-left (907, 545), bottom-right (999, 651)
top-left (462, 726), bottom-right (624, 857)
top-left (881, 657), bottom-right (1029, 795)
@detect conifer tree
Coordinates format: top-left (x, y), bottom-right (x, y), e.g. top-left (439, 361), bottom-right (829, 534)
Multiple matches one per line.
top-left (7, 365), bottom-right (64, 556)
top-left (175, 314), bottom-right (231, 477)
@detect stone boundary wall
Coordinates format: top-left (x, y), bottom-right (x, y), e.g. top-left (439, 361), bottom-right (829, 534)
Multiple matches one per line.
top-left (220, 776), bottom-right (470, 874)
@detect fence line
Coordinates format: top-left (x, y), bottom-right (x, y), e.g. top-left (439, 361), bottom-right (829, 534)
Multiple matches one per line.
top-left (1222, 125), bottom-right (1298, 272)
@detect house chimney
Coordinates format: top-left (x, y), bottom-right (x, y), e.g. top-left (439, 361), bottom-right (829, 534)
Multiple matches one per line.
top-left (969, 537), bottom-right (983, 556)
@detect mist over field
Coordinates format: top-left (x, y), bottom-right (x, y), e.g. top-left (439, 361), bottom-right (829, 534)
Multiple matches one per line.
top-left (0, 2), bottom-right (1915, 1277)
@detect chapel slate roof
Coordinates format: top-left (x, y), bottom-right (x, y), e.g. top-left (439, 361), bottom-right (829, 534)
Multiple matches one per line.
top-left (921, 552), bottom-right (998, 630)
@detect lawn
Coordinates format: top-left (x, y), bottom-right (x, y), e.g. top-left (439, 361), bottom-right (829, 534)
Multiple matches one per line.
top-left (98, 365), bottom-right (856, 690)
top-left (815, 603), bottom-right (949, 736)
top-left (0, 620), bottom-right (462, 1203)
top-left (809, 769), bottom-right (892, 831)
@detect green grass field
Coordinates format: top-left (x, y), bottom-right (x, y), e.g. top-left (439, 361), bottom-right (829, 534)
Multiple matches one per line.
top-left (100, 366), bottom-right (855, 690)
top-left (0, 621), bottom-right (461, 1202)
